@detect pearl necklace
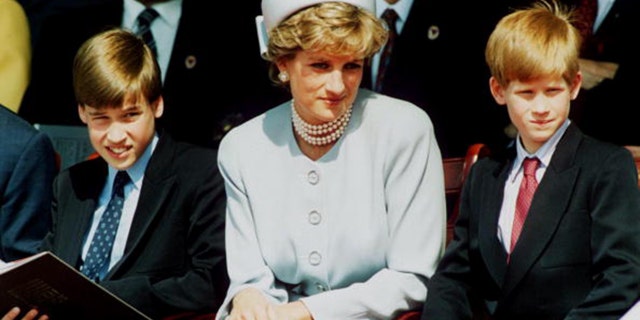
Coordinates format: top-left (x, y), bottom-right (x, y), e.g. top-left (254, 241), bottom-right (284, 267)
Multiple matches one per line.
top-left (291, 101), bottom-right (352, 146)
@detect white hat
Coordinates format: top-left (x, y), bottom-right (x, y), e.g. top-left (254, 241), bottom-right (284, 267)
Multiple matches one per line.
top-left (261, 0), bottom-right (375, 31)
top-left (256, 0), bottom-right (375, 58)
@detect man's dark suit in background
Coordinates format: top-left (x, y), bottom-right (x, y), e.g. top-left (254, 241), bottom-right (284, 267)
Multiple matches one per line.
top-left (363, 1), bottom-right (512, 157)
top-left (19, 0), bottom-right (288, 149)
top-left (0, 104), bottom-right (56, 262)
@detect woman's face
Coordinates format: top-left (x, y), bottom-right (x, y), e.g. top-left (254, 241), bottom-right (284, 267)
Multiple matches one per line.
top-left (279, 50), bottom-right (364, 124)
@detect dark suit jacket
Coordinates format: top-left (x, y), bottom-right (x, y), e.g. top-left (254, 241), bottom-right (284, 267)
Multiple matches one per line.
top-left (423, 124), bottom-right (640, 320)
top-left (41, 133), bottom-right (228, 319)
top-left (570, 0), bottom-right (640, 146)
top-left (0, 105), bottom-right (56, 261)
top-left (362, 1), bottom-right (511, 157)
top-left (19, 0), bottom-right (287, 148)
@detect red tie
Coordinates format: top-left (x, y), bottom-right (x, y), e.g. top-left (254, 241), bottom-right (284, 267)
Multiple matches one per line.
top-left (574, 0), bottom-right (598, 54)
top-left (510, 157), bottom-right (540, 255)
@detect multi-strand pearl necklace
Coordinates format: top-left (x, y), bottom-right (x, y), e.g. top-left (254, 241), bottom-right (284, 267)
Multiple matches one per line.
top-left (291, 101), bottom-right (352, 146)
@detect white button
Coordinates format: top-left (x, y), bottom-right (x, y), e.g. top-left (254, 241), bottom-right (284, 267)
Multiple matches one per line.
top-left (307, 171), bottom-right (319, 185)
top-left (316, 283), bottom-right (326, 292)
top-left (309, 211), bottom-right (321, 225)
top-left (308, 251), bottom-right (322, 266)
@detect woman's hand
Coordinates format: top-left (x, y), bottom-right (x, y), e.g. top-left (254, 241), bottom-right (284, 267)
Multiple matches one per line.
top-left (228, 287), bottom-right (277, 320)
top-left (227, 288), bottom-right (312, 320)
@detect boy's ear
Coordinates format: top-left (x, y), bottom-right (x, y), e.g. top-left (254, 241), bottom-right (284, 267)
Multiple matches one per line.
top-left (489, 77), bottom-right (507, 105)
top-left (78, 104), bottom-right (88, 124)
top-left (570, 71), bottom-right (583, 100)
top-left (153, 96), bottom-right (164, 118)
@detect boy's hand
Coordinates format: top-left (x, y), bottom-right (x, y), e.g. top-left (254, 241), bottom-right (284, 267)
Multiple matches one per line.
top-left (2, 307), bottom-right (48, 320)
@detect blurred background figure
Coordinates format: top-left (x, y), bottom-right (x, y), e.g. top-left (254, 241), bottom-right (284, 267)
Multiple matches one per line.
top-left (0, 0), bottom-right (31, 113)
top-left (19, 0), bottom-right (288, 150)
top-left (505, 0), bottom-right (640, 152)
top-left (569, 0), bottom-right (640, 150)
top-left (0, 103), bottom-right (56, 262)
top-left (362, 0), bottom-right (512, 157)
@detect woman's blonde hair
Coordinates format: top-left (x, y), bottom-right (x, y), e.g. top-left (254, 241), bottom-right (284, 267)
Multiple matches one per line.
top-left (485, 0), bottom-right (581, 86)
top-left (265, 1), bottom-right (387, 84)
top-left (73, 28), bottom-right (162, 108)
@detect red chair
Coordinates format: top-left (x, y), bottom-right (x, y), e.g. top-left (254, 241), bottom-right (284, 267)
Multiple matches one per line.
top-left (395, 143), bottom-right (491, 320)
top-left (396, 310), bottom-right (421, 320)
top-left (624, 146), bottom-right (640, 188)
top-left (444, 143), bottom-right (491, 245)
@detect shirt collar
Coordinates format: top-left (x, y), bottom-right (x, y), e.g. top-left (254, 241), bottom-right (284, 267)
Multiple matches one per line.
top-left (512, 119), bottom-right (571, 178)
top-left (108, 133), bottom-right (158, 191)
top-left (123, 0), bottom-right (182, 30)
top-left (376, 0), bottom-right (413, 30)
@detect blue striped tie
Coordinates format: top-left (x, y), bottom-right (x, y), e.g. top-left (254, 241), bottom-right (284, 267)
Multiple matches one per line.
top-left (136, 8), bottom-right (159, 56)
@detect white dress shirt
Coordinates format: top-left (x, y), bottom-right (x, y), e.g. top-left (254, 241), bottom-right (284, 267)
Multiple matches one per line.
top-left (81, 135), bottom-right (158, 275)
top-left (498, 120), bottom-right (570, 253)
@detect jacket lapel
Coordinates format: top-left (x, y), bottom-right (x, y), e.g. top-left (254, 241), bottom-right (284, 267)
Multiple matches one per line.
top-left (503, 124), bottom-right (583, 294)
top-left (57, 159), bottom-right (108, 267)
top-left (479, 161), bottom-right (511, 287)
top-left (106, 134), bottom-right (178, 277)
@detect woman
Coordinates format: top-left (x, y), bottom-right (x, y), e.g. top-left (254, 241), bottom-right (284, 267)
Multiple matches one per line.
top-left (216, 1), bottom-right (446, 319)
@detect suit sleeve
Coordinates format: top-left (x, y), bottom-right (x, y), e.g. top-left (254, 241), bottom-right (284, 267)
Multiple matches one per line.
top-left (1, 131), bottom-right (56, 261)
top-left (565, 148), bottom-right (640, 319)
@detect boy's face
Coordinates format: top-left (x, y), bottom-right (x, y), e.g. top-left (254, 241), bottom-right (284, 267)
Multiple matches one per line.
top-left (490, 73), bottom-right (581, 154)
top-left (78, 97), bottom-right (164, 170)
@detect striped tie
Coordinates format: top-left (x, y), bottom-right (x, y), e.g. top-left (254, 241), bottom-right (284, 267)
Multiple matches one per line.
top-left (136, 8), bottom-right (160, 56)
top-left (375, 8), bottom-right (398, 92)
top-left (509, 157), bottom-right (540, 259)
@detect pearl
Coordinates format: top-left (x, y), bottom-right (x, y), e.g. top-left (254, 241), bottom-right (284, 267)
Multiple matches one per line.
top-left (291, 101), bottom-right (352, 146)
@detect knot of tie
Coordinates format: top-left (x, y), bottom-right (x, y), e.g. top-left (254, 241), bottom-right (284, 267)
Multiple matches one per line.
top-left (381, 8), bottom-right (399, 33)
top-left (522, 157), bottom-right (539, 178)
top-left (112, 171), bottom-right (130, 198)
top-left (137, 8), bottom-right (159, 27)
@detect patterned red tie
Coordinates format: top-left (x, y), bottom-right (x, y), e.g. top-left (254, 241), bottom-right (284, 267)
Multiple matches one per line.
top-left (574, 0), bottom-right (598, 54)
top-left (510, 157), bottom-right (540, 255)
top-left (375, 8), bottom-right (398, 92)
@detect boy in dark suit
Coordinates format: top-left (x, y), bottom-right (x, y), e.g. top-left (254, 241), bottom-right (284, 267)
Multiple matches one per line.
top-left (422, 1), bottom-right (640, 319)
top-left (4, 28), bottom-right (228, 320)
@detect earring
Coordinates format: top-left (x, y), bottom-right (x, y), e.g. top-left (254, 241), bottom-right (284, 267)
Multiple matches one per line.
top-left (278, 71), bottom-right (289, 83)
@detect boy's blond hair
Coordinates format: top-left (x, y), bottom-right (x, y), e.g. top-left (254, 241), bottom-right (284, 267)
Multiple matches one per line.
top-left (485, 0), bottom-right (581, 86)
top-left (73, 28), bottom-right (162, 108)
